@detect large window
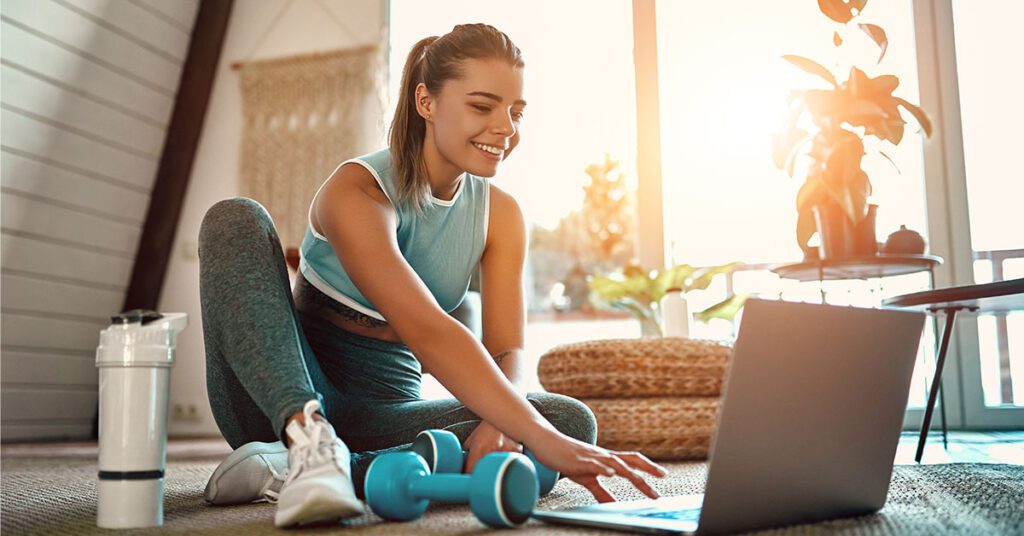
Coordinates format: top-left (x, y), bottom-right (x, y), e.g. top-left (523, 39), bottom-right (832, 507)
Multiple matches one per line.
top-left (653, 0), bottom-right (936, 356)
top-left (656, 0), bottom-right (928, 269)
top-left (951, 0), bottom-right (1024, 409)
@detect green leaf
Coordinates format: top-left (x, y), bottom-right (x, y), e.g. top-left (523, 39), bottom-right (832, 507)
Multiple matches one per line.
top-left (894, 96), bottom-right (933, 137)
top-left (688, 262), bottom-right (743, 291)
top-left (796, 173), bottom-right (829, 251)
top-left (858, 23), bottom-right (888, 64)
top-left (796, 173), bottom-right (828, 211)
top-left (652, 264), bottom-right (697, 300)
top-left (695, 294), bottom-right (750, 323)
top-left (773, 123), bottom-right (810, 174)
top-left (786, 136), bottom-right (813, 178)
top-left (818, 0), bottom-right (857, 23)
top-left (782, 55), bottom-right (838, 87)
top-left (821, 134), bottom-right (869, 224)
top-left (797, 205), bottom-right (819, 251)
top-left (845, 98), bottom-right (889, 121)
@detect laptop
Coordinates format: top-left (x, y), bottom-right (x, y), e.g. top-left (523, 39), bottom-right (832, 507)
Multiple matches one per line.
top-left (532, 298), bottom-right (926, 534)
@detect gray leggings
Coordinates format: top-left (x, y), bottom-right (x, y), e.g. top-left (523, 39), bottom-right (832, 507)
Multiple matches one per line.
top-left (197, 197), bottom-right (597, 495)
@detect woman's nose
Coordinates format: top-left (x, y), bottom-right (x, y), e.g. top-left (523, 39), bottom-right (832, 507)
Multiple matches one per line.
top-left (492, 111), bottom-right (515, 136)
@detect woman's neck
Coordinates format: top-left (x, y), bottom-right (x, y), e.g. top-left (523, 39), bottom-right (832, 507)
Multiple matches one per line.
top-left (420, 133), bottom-right (464, 201)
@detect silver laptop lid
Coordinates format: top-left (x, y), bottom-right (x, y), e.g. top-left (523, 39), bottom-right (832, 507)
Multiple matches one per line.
top-left (697, 298), bottom-right (925, 534)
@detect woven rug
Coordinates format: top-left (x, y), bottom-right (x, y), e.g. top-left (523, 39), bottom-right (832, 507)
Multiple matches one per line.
top-left (1, 457), bottom-right (1021, 535)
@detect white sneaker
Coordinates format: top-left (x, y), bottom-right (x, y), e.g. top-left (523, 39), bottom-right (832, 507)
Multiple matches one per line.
top-left (273, 399), bottom-right (364, 527)
top-left (204, 441), bottom-right (288, 505)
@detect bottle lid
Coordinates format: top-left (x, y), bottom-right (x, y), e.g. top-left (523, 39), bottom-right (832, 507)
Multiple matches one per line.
top-left (110, 309), bottom-right (163, 326)
top-left (96, 313), bottom-right (188, 368)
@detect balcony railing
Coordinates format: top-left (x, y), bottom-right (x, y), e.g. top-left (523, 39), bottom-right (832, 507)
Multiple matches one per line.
top-left (973, 248), bottom-right (1024, 407)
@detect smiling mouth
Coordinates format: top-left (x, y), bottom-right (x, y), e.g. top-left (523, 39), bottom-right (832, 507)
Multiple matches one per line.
top-left (472, 142), bottom-right (504, 158)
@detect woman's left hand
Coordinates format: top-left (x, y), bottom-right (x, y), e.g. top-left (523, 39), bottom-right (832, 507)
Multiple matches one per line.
top-left (463, 420), bottom-right (523, 473)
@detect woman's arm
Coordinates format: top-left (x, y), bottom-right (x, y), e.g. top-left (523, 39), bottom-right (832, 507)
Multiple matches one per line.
top-left (461, 184), bottom-right (529, 470)
top-left (319, 163), bottom-right (667, 501)
top-left (317, 163), bottom-right (555, 445)
top-left (479, 184), bottom-right (528, 394)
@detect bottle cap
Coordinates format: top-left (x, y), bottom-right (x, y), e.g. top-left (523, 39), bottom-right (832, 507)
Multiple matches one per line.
top-left (110, 309), bottom-right (163, 326)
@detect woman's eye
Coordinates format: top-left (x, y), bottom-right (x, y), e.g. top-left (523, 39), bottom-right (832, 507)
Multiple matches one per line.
top-left (513, 112), bottom-right (525, 121)
top-left (473, 105), bottom-right (491, 112)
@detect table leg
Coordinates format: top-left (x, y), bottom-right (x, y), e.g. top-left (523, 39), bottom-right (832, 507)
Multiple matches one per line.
top-left (915, 308), bottom-right (958, 463)
top-left (939, 380), bottom-right (948, 449)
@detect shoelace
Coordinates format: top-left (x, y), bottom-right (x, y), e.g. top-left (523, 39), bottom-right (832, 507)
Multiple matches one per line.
top-left (281, 418), bottom-right (342, 488)
top-left (260, 461), bottom-right (289, 504)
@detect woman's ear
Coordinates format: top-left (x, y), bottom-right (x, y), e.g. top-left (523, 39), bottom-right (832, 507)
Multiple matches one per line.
top-left (414, 83), bottom-right (434, 122)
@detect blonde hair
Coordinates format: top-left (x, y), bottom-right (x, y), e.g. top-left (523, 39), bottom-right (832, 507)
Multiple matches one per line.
top-left (388, 23), bottom-right (524, 213)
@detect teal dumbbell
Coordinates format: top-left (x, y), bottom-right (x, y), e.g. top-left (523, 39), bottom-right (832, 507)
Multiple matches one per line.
top-left (365, 450), bottom-right (538, 528)
top-left (411, 429), bottom-right (560, 496)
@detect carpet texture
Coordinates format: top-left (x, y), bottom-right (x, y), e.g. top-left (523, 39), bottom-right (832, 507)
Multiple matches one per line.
top-left (1, 457), bottom-right (1021, 535)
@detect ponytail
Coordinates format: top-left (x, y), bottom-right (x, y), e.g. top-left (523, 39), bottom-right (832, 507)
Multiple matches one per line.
top-left (388, 36), bottom-right (438, 214)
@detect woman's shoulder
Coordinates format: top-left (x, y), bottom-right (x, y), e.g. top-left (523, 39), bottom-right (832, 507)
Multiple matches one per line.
top-left (484, 181), bottom-right (524, 230)
top-left (343, 147), bottom-right (393, 175)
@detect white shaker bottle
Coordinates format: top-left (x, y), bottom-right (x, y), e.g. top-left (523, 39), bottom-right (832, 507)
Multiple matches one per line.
top-left (659, 287), bottom-right (692, 338)
top-left (95, 309), bottom-right (188, 529)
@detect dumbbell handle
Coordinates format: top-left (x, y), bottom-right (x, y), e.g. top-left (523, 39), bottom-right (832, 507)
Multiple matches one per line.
top-left (408, 473), bottom-right (469, 502)
top-left (463, 449), bottom-right (541, 469)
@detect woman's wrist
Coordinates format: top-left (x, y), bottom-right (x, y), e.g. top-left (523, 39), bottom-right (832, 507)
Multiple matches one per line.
top-left (519, 418), bottom-right (562, 450)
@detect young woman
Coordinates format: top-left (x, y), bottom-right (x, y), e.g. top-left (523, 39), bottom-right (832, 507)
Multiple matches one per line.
top-left (198, 23), bottom-right (666, 528)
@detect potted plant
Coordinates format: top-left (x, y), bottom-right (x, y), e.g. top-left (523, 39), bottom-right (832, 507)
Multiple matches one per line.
top-left (772, 0), bottom-right (932, 259)
top-left (587, 262), bottom-right (749, 337)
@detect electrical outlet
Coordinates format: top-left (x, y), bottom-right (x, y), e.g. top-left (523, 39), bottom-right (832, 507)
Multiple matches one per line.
top-left (171, 403), bottom-right (202, 422)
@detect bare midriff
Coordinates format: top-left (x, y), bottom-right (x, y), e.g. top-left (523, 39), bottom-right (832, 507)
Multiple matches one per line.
top-left (292, 274), bottom-right (403, 344)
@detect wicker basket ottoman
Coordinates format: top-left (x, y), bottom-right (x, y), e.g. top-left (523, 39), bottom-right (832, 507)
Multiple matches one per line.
top-left (538, 337), bottom-right (732, 460)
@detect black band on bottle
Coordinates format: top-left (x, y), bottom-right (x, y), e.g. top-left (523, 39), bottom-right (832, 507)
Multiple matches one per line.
top-left (98, 470), bottom-right (164, 480)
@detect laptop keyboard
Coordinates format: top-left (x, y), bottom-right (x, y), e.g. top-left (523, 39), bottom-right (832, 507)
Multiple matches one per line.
top-left (634, 508), bottom-right (701, 522)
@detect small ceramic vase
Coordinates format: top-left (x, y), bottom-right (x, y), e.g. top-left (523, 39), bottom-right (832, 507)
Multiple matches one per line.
top-left (882, 225), bottom-right (927, 255)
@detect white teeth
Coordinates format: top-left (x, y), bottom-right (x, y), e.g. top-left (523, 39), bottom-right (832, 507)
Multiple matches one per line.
top-left (473, 142), bottom-right (501, 155)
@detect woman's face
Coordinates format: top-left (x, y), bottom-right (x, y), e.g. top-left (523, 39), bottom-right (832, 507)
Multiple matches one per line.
top-left (417, 58), bottom-right (525, 178)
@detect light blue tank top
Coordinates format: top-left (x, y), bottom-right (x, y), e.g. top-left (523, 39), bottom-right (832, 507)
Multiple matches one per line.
top-left (298, 148), bottom-right (490, 321)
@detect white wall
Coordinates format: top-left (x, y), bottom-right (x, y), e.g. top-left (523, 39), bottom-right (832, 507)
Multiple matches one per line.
top-left (158, 0), bottom-right (388, 437)
top-left (0, 0), bottom-right (200, 441)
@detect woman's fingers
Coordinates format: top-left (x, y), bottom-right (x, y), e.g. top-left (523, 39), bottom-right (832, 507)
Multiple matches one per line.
top-left (571, 475), bottom-right (616, 503)
top-left (583, 457), bottom-right (615, 477)
top-left (602, 454), bottom-right (661, 499)
top-left (615, 451), bottom-right (669, 477)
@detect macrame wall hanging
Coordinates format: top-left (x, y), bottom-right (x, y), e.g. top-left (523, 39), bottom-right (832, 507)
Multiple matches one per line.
top-left (236, 45), bottom-right (386, 250)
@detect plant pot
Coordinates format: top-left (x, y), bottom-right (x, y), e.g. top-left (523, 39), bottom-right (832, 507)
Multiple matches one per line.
top-left (812, 203), bottom-right (878, 259)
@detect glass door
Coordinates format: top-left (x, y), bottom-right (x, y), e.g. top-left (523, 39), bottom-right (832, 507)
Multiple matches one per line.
top-left (947, 0), bottom-right (1024, 427)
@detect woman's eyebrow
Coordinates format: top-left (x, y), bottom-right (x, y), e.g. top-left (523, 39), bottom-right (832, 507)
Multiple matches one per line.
top-left (465, 91), bottom-right (527, 106)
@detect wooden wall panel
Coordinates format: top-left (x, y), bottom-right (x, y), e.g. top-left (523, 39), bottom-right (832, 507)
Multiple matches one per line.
top-left (1, 0), bottom-right (200, 442)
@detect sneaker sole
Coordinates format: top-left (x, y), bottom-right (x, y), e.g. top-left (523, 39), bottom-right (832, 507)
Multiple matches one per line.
top-left (274, 486), bottom-right (364, 527)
